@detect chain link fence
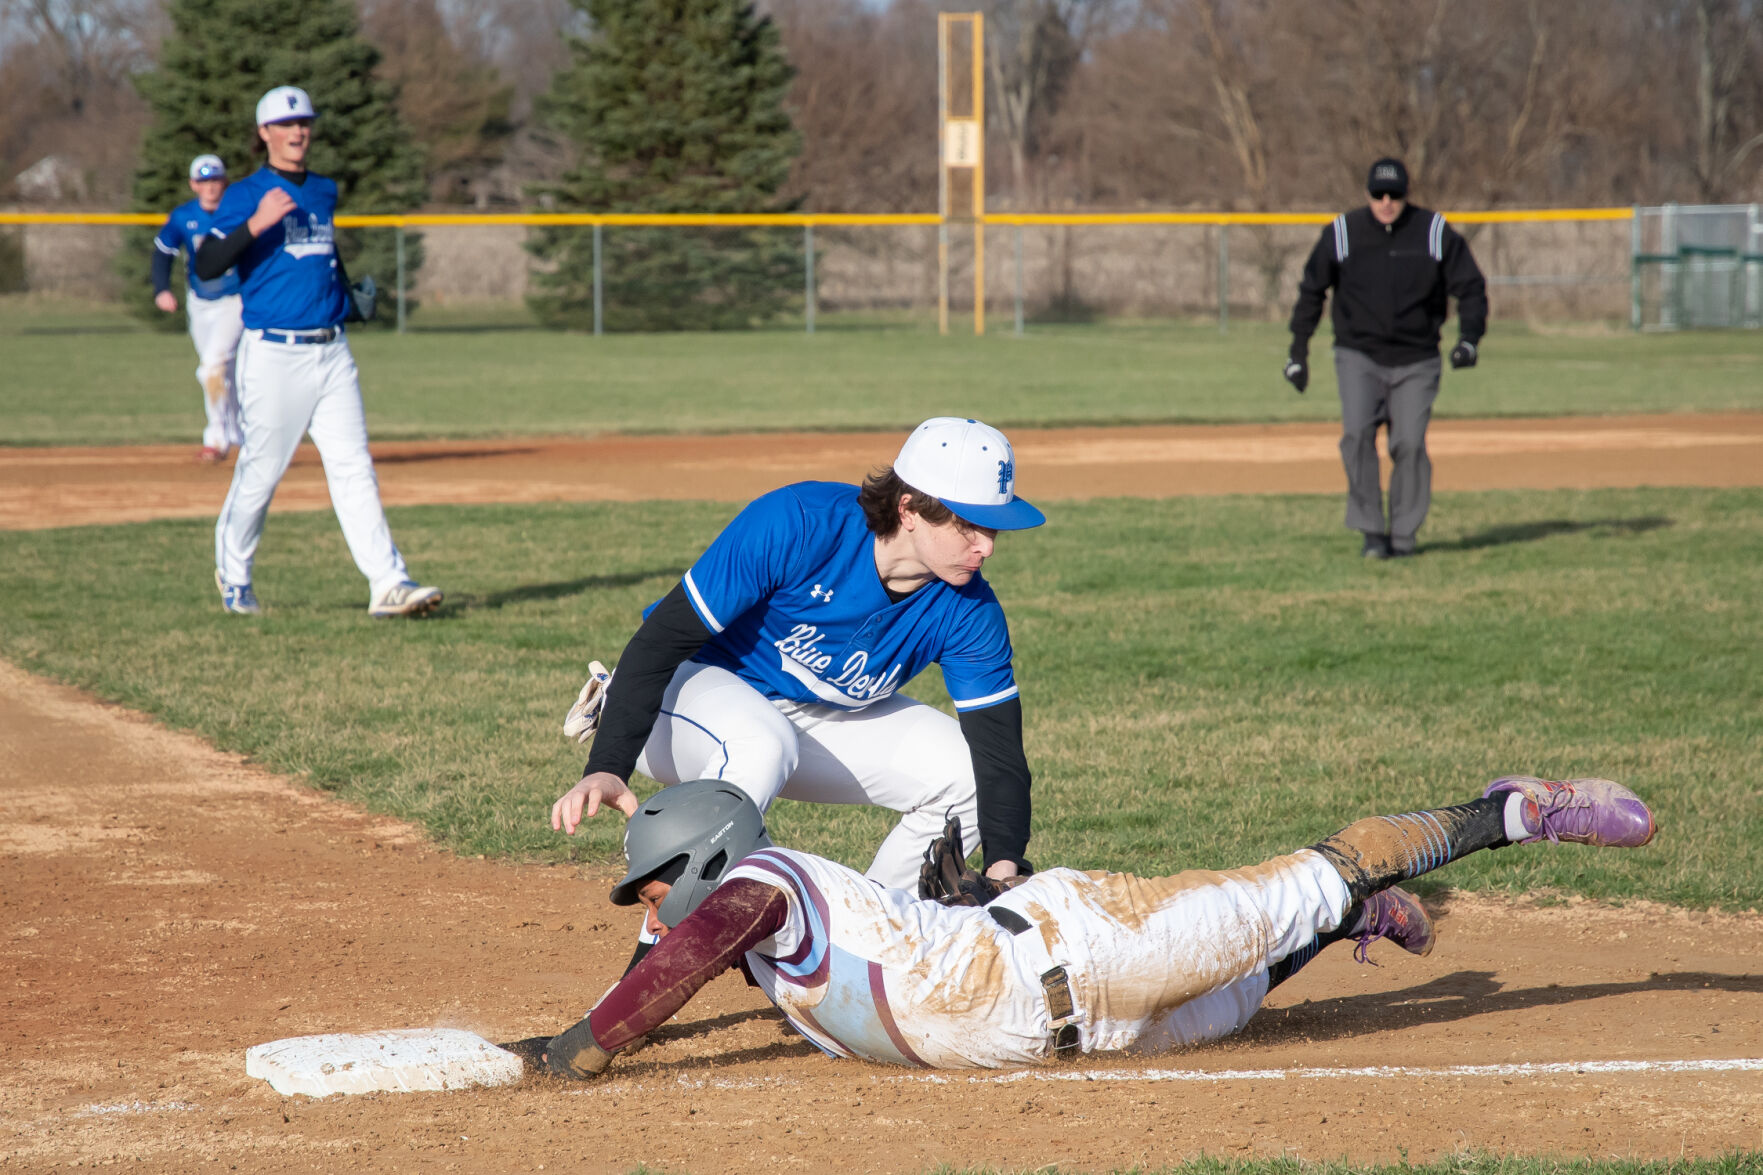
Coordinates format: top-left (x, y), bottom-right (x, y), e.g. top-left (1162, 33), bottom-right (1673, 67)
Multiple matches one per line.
top-left (0, 209), bottom-right (1645, 333)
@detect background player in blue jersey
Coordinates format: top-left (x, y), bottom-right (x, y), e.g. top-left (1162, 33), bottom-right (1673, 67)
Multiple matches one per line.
top-left (194, 86), bottom-right (441, 619)
top-left (151, 154), bottom-right (245, 464)
top-left (553, 417), bottom-right (1045, 917)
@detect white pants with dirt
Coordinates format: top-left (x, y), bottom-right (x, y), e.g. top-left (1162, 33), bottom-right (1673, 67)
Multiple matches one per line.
top-left (727, 845), bottom-right (1351, 1067)
top-left (215, 329), bottom-right (410, 594)
top-left (187, 293), bottom-right (244, 454)
top-left (636, 662), bottom-right (981, 890)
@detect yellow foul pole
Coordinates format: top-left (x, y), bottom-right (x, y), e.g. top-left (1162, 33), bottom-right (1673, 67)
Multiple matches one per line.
top-left (937, 13), bottom-right (950, 336)
top-left (972, 12), bottom-right (985, 337)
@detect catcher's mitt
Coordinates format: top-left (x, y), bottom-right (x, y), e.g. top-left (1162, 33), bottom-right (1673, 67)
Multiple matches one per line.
top-left (917, 814), bottom-right (1025, 907)
top-left (563, 660), bottom-right (613, 743)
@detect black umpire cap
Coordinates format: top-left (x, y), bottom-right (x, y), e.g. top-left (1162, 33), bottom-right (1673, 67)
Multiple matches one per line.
top-left (1367, 157), bottom-right (1409, 197)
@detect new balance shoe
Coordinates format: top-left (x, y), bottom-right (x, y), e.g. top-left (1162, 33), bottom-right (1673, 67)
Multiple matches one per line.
top-left (1484, 776), bottom-right (1657, 848)
top-left (1352, 885), bottom-right (1435, 963)
top-left (369, 580), bottom-right (443, 618)
top-left (215, 569), bottom-right (261, 616)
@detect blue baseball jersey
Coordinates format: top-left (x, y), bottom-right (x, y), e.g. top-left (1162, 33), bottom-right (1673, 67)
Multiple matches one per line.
top-left (665, 482), bottom-right (1020, 712)
top-left (153, 200), bottom-right (241, 300)
top-left (208, 168), bottom-right (349, 330)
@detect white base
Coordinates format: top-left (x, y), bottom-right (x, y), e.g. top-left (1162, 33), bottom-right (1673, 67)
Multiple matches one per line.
top-left (245, 1029), bottom-right (524, 1098)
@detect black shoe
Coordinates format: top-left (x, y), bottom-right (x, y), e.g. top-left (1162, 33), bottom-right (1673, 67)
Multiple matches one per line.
top-left (1361, 533), bottom-right (1392, 559)
top-left (1389, 537), bottom-right (1418, 558)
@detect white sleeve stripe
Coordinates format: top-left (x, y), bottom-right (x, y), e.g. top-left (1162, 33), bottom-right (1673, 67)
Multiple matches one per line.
top-left (681, 570), bottom-right (725, 634)
top-left (952, 684), bottom-right (1018, 711)
top-left (208, 227), bottom-right (228, 239)
top-left (1429, 214), bottom-right (1444, 261)
top-left (1333, 215), bottom-right (1348, 261)
top-left (153, 239), bottom-right (178, 254)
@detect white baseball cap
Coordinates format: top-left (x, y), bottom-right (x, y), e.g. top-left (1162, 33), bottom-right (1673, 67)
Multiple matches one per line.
top-left (892, 417), bottom-right (1045, 531)
top-left (188, 154), bottom-right (226, 181)
top-left (256, 86), bottom-right (316, 126)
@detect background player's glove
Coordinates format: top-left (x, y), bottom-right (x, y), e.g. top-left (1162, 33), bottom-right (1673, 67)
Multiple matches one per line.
top-left (1449, 339), bottom-right (1478, 369)
top-left (346, 275), bottom-right (378, 323)
top-left (563, 661), bottom-right (613, 743)
top-left (1282, 359), bottom-right (1309, 394)
top-left (917, 815), bottom-right (1025, 907)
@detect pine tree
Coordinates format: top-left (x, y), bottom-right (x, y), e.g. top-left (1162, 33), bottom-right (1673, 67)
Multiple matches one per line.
top-left (121, 0), bottom-right (426, 327)
top-left (528, 0), bottom-right (804, 332)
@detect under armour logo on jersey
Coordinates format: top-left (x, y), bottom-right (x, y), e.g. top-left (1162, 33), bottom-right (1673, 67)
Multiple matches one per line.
top-left (810, 584), bottom-right (834, 602)
top-left (996, 458), bottom-right (1013, 494)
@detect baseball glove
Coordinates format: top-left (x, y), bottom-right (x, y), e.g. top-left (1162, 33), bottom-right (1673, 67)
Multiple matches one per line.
top-left (347, 275), bottom-right (378, 323)
top-left (563, 660), bottom-right (613, 743)
top-left (917, 814), bottom-right (1025, 907)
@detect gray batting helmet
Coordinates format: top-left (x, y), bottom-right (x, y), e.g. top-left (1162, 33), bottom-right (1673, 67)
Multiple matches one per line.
top-left (608, 779), bottom-right (771, 928)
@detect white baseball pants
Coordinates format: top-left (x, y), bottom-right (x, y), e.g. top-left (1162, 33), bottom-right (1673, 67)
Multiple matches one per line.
top-left (187, 293), bottom-right (244, 453)
top-left (215, 329), bottom-right (410, 594)
top-left (634, 662), bottom-right (982, 889)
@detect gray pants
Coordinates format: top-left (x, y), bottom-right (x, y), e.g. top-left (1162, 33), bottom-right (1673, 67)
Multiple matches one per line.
top-left (1333, 347), bottom-right (1442, 550)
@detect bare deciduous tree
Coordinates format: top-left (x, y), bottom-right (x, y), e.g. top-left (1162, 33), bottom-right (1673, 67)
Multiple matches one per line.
top-left (360, 0), bottom-right (515, 205)
top-left (982, 0), bottom-right (1117, 206)
top-left (769, 0), bottom-right (939, 212)
top-left (1688, 0), bottom-right (1763, 199)
top-left (0, 0), bottom-right (157, 203)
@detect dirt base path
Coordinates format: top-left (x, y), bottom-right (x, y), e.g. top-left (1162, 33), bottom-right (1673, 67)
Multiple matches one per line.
top-left (6, 413), bottom-right (1763, 530)
top-left (4, 661), bottom-right (1761, 1173)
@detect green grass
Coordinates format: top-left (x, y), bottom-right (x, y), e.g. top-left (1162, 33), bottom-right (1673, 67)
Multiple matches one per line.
top-left (2, 488), bottom-right (1758, 909)
top-left (2, 298), bottom-right (1760, 446)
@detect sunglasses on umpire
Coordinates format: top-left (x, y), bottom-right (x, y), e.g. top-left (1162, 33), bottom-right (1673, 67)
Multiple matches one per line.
top-left (1370, 191), bottom-right (1404, 202)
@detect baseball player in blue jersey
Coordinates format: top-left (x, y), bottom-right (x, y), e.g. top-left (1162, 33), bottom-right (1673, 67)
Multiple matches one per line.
top-left (194, 86), bottom-right (441, 618)
top-left (553, 418), bottom-right (1044, 962)
top-left (533, 773), bottom-right (1656, 1077)
top-left (151, 154), bottom-right (246, 463)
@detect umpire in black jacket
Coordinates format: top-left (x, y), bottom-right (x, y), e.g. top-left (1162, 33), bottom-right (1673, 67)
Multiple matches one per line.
top-left (1284, 158), bottom-right (1488, 558)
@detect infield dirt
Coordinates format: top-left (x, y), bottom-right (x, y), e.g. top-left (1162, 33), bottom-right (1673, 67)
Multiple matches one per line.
top-left (4, 412), bottom-right (1763, 530)
top-left (4, 419), bottom-right (1762, 1172)
top-left (4, 661), bottom-right (1761, 1173)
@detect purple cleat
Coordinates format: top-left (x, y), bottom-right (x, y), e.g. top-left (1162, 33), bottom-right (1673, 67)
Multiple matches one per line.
top-left (1352, 886), bottom-right (1435, 963)
top-left (1484, 776), bottom-right (1657, 848)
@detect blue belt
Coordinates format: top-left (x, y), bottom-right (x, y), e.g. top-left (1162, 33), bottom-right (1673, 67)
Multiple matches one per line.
top-left (260, 327), bottom-right (339, 345)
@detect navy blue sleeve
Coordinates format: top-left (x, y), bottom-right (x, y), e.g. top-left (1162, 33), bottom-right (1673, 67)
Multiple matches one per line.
top-left (150, 248), bottom-right (175, 294)
top-left (150, 215), bottom-right (181, 293)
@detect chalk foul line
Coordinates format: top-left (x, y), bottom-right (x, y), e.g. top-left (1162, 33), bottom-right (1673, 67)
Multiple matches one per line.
top-left (573, 1056), bottom-right (1763, 1095)
top-left (904, 1056), bottom-right (1763, 1085)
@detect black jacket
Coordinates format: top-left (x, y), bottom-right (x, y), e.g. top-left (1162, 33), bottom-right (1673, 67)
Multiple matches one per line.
top-left (1288, 203), bottom-right (1487, 367)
